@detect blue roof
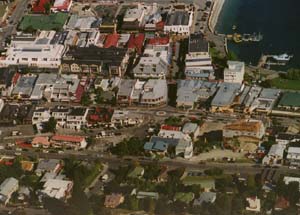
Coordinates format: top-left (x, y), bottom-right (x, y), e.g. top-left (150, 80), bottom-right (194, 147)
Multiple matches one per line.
top-left (144, 140), bottom-right (169, 152)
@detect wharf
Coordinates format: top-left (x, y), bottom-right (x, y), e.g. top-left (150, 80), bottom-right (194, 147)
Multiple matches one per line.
top-left (257, 55), bottom-right (287, 68)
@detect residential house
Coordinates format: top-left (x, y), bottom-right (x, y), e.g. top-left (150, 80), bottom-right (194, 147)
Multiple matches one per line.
top-left (66, 107), bottom-right (88, 130)
top-left (287, 147), bottom-right (300, 167)
top-left (0, 177), bottom-right (19, 205)
top-left (262, 144), bottom-right (285, 166)
top-left (41, 179), bottom-right (73, 200)
top-left (35, 159), bottom-right (62, 176)
top-left (246, 196), bottom-right (261, 212)
top-left (110, 110), bottom-right (143, 126)
top-left (104, 194), bottom-right (125, 208)
top-left (193, 192), bottom-right (216, 207)
top-left (182, 122), bottom-right (200, 139)
top-left (32, 108), bottom-right (51, 125)
top-left (51, 134), bottom-right (87, 150)
top-left (31, 136), bottom-right (51, 148)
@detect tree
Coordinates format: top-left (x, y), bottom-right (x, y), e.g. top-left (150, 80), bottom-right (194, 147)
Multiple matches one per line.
top-left (231, 196), bottom-right (244, 215)
top-left (44, 2), bottom-right (51, 14)
top-left (110, 137), bottom-right (144, 157)
top-left (81, 92), bottom-right (92, 106)
top-left (227, 51), bottom-right (238, 61)
top-left (43, 117), bottom-right (57, 133)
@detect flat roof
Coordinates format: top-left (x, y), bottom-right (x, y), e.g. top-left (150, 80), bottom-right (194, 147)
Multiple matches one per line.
top-left (166, 11), bottom-right (190, 26)
top-left (278, 92), bottom-right (300, 107)
top-left (189, 33), bottom-right (208, 53)
top-left (211, 82), bottom-right (241, 107)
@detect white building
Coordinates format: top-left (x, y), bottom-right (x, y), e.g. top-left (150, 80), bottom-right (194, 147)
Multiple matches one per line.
top-left (164, 10), bottom-right (193, 35)
top-left (262, 144), bottom-right (285, 166)
top-left (0, 31), bottom-right (65, 69)
top-left (51, 106), bottom-right (69, 128)
top-left (66, 107), bottom-right (88, 130)
top-left (140, 79), bottom-right (168, 106)
top-left (224, 61), bottom-right (245, 84)
top-left (51, 0), bottom-right (72, 13)
top-left (32, 108), bottom-right (51, 125)
top-left (0, 177), bottom-right (19, 205)
top-left (287, 147), bottom-right (300, 166)
top-left (123, 4), bottom-right (145, 25)
top-left (283, 176), bottom-right (300, 191)
top-left (111, 110), bottom-right (143, 126)
top-left (41, 179), bottom-right (73, 200)
top-left (246, 196), bottom-right (261, 212)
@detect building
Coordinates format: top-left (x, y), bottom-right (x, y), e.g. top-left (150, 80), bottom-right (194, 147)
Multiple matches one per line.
top-left (182, 122), bottom-right (200, 139)
top-left (252, 88), bottom-right (281, 113)
top-left (223, 119), bottom-right (265, 142)
top-left (51, 106), bottom-right (69, 128)
top-left (122, 3), bottom-right (146, 29)
top-left (32, 108), bottom-right (51, 125)
top-left (31, 0), bottom-right (51, 13)
top-left (31, 136), bottom-right (51, 148)
top-left (111, 110), bottom-right (143, 126)
top-left (66, 107), bottom-right (88, 130)
top-left (35, 159), bottom-right (62, 176)
top-left (211, 82), bottom-right (242, 112)
top-left (164, 10), bottom-right (193, 35)
top-left (30, 73), bottom-right (58, 100)
top-left (246, 196), bottom-right (261, 212)
top-left (275, 133), bottom-right (300, 145)
top-left (104, 194), bottom-right (125, 208)
top-left (283, 176), bottom-right (300, 191)
top-left (61, 46), bottom-right (129, 77)
top-left (127, 33), bottom-right (145, 54)
top-left (185, 34), bottom-right (214, 80)
top-left (51, 0), bottom-right (72, 13)
top-left (11, 74), bottom-right (37, 99)
top-left (41, 179), bottom-right (73, 200)
top-left (224, 61), bottom-right (245, 84)
top-left (0, 31), bottom-right (65, 69)
top-left (287, 147), bottom-right (300, 166)
top-left (140, 79), bottom-right (168, 106)
top-left (262, 144), bottom-right (285, 166)
top-left (193, 192), bottom-right (216, 206)
top-left (278, 92), bottom-right (300, 110)
top-left (51, 134), bottom-right (87, 149)
top-left (0, 177), bottom-right (19, 205)
top-left (176, 80), bottom-right (218, 109)
top-left (65, 15), bottom-right (100, 31)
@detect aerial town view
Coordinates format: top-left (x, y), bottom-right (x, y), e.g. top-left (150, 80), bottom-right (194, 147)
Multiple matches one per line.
top-left (0, 0), bottom-right (299, 214)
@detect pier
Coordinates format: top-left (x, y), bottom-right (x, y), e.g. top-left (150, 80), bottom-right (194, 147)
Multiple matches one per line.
top-left (257, 55), bottom-right (287, 68)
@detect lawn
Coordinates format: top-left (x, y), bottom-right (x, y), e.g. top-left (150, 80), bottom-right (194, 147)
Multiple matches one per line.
top-left (19, 12), bottom-right (68, 31)
top-left (270, 77), bottom-right (300, 90)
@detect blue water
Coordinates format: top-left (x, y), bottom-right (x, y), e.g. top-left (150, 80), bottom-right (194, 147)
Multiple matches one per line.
top-left (215, 0), bottom-right (300, 69)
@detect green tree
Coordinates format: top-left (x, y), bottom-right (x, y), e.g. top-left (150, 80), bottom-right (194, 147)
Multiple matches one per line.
top-left (43, 2), bottom-right (51, 14)
top-left (81, 92), bottom-right (92, 106)
top-left (43, 117), bottom-right (57, 133)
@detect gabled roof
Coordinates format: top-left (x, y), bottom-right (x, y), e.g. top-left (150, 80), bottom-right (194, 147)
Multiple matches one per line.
top-left (52, 135), bottom-right (85, 143)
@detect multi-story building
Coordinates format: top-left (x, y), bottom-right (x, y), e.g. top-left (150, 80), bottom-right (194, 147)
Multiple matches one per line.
top-left (66, 107), bottom-right (88, 130)
top-left (0, 177), bottom-right (19, 205)
top-left (32, 108), bottom-right (51, 125)
top-left (224, 61), bottom-right (245, 84)
top-left (51, 106), bottom-right (70, 128)
top-left (287, 147), bottom-right (300, 166)
top-left (164, 9), bottom-right (193, 35)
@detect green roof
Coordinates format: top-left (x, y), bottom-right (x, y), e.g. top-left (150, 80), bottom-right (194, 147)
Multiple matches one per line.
top-left (19, 13), bottom-right (68, 31)
top-left (278, 92), bottom-right (300, 107)
top-left (174, 192), bottom-right (195, 203)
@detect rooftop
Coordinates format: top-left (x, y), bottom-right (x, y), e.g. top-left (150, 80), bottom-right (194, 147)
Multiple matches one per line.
top-left (278, 92), bottom-right (300, 107)
top-left (165, 11), bottom-right (190, 26)
top-left (211, 82), bottom-right (241, 107)
top-left (52, 135), bottom-right (85, 143)
top-left (189, 33), bottom-right (208, 53)
top-left (224, 120), bottom-right (263, 133)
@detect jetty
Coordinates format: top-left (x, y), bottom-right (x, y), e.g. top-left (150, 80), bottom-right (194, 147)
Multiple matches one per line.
top-left (257, 55), bottom-right (287, 68)
top-left (227, 33), bottom-right (263, 43)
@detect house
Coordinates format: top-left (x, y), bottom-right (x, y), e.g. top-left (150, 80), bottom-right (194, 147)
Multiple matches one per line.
top-left (0, 31), bottom-right (65, 69)
top-left (182, 177), bottom-right (215, 192)
top-left (246, 196), bottom-right (261, 212)
top-left (61, 46), bottom-right (129, 77)
top-left (164, 7), bottom-right (193, 35)
top-left (128, 166), bottom-right (144, 179)
top-left (51, 0), bottom-right (72, 13)
top-left (224, 61), bottom-right (245, 84)
top-left (111, 110), bottom-right (143, 126)
top-left (31, 0), bottom-right (51, 13)
top-left (51, 135), bottom-right (87, 150)
top-left (127, 33), bottom-right (145, 54)
top-left (35, 159), bottom-right (61, 176)
top-left (276, 133), bottom-right (300, 145)
top-left (174, 192), bottom-right (195, 203)
top-left (66, 107), bottom-right (88, 130)
top-left (11, 74), bottom-right (37, 99)
top-left (274, 196), bottom-right (290, 211)
top-left (193, 192), bottom-right (216, 206)
top-left (122, 3), bottom-right (146, 30)
top-left (31, 136), bottom-right (51, 148)
top-left (104, 194), bottom-right (125, 208)
top-left (51, 106), bottom-right (69, 128)
top-left (21, 161), bottom-right (35, 172)
top-left (283, 176), bottom-right (300, 191)
top-left (211, 82), bottom-right (242, 112)
top-left (176, 80), bottom-right (218, 109)
top-left (0, 177), bottom-right (19, 205)
top-left (41, 179), bottom-right (73, 200)
top-left (223, 119), bottom-right (265, 143)
top-left (278, 92), bottom-right (300, 110)
top-left (287, 147), bottom-right (300, 166)
top-left (262, 144), bottom-right (285, 166)
top-left (185, 34), bottom-right (214, 80)
top-left (182, 122), bottom-right (200, 139)
top-left (65, 15), bottom-right (100, 31)
top-left (32, 108), bottom-right (51, 125)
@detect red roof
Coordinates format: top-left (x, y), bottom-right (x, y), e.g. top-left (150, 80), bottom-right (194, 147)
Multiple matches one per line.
top-left (52, 135), bottom-right (85, 143)
top-left (160, 125), bottom-right (181, 131)
top-left (12, 72), bottom-right (20, 85)
top-left (75, 84), bottom-right (84, 103)
top-left (51, 0), bottom-right (72, 11)
top-left (148, 37), bottom-right (169, 45)
top-left (16, 140), bottom-right (32, 148)
top-left (127, 33), bottom-right (145, 54)
top-left (32, 0), bottom-right (50, 13)
top-left (156, 21), bottom-right (165, 30)
top-left (104, 33), bottom-right (119, 48)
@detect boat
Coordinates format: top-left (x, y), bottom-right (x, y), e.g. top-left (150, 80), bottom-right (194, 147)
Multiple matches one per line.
top-left (272, 53), bottom-right (293, 62)
top-left (232, 25), bottom-right (237, 30)
top-left (233, 33), bottom-right (242, 43)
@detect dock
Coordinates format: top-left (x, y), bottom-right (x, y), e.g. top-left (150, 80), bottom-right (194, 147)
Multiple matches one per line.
top-left (257, 55), bottom-right (287, 68)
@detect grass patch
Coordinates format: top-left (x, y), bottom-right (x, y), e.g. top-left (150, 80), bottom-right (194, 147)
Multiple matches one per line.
top-left (271, 77), bottom-right (300, 90)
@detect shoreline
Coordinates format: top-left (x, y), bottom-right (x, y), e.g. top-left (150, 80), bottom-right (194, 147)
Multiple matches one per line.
top-left (208, 0), bottom-right (226, 33)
